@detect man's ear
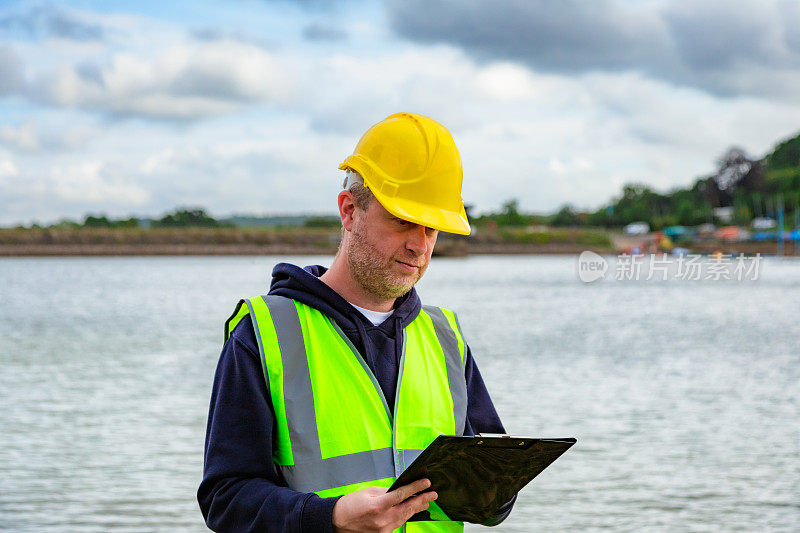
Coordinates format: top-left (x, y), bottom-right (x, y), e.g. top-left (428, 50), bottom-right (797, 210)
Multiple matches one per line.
top-left (338, 190), bottom-right (357, 232)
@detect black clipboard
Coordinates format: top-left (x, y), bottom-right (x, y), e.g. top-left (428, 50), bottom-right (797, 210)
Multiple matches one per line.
top-left (388, 434), bottom-right (576, 523)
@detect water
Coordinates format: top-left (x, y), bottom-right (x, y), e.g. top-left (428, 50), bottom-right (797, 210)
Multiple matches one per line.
top-left (1, 255), bottom-right (798, 531)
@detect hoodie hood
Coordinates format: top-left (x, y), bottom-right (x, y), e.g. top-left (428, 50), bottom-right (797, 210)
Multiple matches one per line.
top-left (268, 263), bottom-right (421, 331)
top-left (268, 263), bottom-right (422, 390)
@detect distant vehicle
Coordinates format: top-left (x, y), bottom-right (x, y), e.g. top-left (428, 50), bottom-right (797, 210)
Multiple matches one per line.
top-left (697, 223), bottom-right (716, 236)
top-left (624, 222), bottom-right (650, 235)
top-left (664, 226), bottom-right (690, 238)
top-left (715, 226), bottom-right (749, 242)
top-left (751, 217), bottom-right (776, 230)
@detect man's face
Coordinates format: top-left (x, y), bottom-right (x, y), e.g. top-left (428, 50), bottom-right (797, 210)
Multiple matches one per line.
top-left (345, 199), bottom-right (438, 301)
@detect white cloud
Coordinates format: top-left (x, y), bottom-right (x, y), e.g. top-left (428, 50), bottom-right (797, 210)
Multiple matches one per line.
top-left (0, 122), bottom-right (39, 151)
top-left (0, 120), bottom-right (98, 152)
top-left (0, 45), bottom-right (24, 94)
top-left (9, 39), bottom-right (800, 221)
top-left (25, 40), bottom-right (291, 120)
top-left (0, 154), bottom-right (19, 180)
top-left (0, 3), bottom-right (107, 42)
top-left (548, 157), bottom-right (595, 176)
top-left (389, 0), bottom-right (800, 102)
top-left (473, 62), bottom-right (544, 102)
top-left (3, 2), bottom-right (800, 226)
top-left (49, 161), bottom-right (150, 204)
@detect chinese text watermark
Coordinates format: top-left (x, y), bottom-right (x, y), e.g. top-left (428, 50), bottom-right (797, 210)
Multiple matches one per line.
top-left (577, 252), bottom-right (762, 283)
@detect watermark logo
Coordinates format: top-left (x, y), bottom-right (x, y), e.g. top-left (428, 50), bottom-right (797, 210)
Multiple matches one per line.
top-left (577, 252), bottom-right (763, 283)
top-left (577, 250), bottom-right (609, 283)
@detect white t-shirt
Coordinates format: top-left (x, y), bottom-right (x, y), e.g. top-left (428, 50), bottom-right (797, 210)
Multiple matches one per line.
top-left (349, 302), bottom-right (393, 326)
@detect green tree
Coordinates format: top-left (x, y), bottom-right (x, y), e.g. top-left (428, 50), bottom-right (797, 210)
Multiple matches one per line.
top-left (495, 199), bottom-right (529, 226)
top-left (550, 205), bottom-right (582, 227)
top-left (303, 215), bottom-right (341, 228)
top-left (766, 133), bottom-right (800, 170)
top-left (586, 207), bottom-right (612, 227)
top-left (154, 208), bottom-right (220, 227)
top-left (112, 217), bottom-right (139, 228)
top-left (84, 214), bottom-right (112, 227)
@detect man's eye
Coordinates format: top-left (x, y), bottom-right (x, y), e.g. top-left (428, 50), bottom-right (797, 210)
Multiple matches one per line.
top-left (396, 219), bottom-right (409, 226)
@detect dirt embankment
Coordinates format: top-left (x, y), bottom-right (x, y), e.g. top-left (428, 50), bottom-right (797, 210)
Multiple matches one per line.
top-left (0, 227), bottom-right (340, 256)
top-left (0, 226), bottom-right (616, 257)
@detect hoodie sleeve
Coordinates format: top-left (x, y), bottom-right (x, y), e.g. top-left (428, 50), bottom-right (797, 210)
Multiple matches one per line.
top-left (197, 316), bottom-right (340, 532)
top-left (463, 343), bottom-right (517, 526)
top-left (464, 343), bottom-right (506, 436)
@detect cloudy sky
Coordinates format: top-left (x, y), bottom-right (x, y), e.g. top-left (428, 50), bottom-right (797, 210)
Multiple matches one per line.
top-left (2, 0), bottom-right (800, 226)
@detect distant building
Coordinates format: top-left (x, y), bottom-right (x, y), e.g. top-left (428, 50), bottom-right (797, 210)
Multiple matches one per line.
top-left (713, 207), bottom-right (734, 224)
top-left (624, 222), bottom-right (650, 235)
top-left (751, 217), bottom-right (776, 230)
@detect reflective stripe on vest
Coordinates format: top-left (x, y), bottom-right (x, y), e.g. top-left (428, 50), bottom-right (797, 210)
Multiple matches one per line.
top-left (225, 295), bottom-right (467, 530)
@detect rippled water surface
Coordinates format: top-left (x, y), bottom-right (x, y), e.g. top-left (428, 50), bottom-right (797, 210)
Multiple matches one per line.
top-left (1, 255), bottom-right (799, 531)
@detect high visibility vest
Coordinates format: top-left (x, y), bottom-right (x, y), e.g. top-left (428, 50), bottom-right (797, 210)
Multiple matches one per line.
top-left (225, 295), bottom-right (468, 532)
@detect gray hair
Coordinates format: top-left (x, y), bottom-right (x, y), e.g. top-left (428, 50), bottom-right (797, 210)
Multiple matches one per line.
top-left (342, 170), bottom-right (375, 210)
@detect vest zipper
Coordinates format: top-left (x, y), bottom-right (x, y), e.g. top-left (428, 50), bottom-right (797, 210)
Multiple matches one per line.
top-left (392, 328), bottom-right (407, 477)
top-left (329, 318), bottom-right (410, 533)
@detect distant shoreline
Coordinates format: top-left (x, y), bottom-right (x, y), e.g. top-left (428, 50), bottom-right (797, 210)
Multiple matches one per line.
top-left (0, 227), bottom-right (789, 256)
top-left (0, 242), bottom-right (613, 257)
top-left (0, 227), bottom-right (616, 257)
top-left (2, 242), bottom-right (788, 256)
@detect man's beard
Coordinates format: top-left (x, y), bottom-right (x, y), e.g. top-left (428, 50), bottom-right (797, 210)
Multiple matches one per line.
top-left (345, 222), bottom-right (427, 301)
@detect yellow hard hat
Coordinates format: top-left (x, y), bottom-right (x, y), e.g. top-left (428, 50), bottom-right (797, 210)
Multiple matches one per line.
top-left (339, 112), bottom-right (471, 235)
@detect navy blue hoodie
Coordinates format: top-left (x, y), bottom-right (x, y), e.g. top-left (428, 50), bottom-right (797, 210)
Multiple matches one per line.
top-left (198, 263), bottom-right (514, 532)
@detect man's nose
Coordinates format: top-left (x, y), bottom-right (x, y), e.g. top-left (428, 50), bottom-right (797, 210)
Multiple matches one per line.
top-left (406, 224), bottom-right (429, 255)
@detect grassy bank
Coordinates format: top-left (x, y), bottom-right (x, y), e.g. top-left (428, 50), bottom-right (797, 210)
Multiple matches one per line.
top-left (0, 226), bottom-right (340, 246)
top-left (0, 226), bottom-right (616, 256)
top-left (0, 227), bottom-right (341, 256)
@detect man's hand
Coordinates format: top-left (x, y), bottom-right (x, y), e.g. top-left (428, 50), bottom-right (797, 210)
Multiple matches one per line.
top-left (332, 478), bottom-right (437, 533)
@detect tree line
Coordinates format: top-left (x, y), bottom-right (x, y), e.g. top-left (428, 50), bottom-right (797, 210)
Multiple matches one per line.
top-left (62, 208), bottom-right (228, 229)
top-left (476, 131), bottom-right (800, 230)
top-left (34, 208), bottom-right (341, 230)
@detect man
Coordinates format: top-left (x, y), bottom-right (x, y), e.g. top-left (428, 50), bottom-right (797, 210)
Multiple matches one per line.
top-left (198, 113), bottom-right (514, 532)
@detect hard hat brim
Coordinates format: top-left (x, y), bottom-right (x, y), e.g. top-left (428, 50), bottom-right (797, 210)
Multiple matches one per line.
top-left (341, 156), bottom-right (470, 234)
top-left (369, 185), bottom-right (471, 236)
